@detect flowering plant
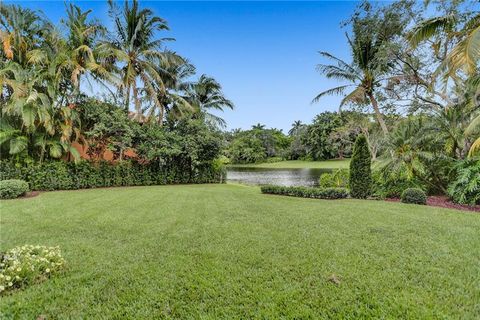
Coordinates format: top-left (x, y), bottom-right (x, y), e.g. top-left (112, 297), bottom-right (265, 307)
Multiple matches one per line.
top-left (0, 245), bottom-right (65, 293)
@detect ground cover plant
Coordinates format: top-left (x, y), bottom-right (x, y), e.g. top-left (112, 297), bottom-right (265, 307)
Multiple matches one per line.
top-left (1, 184), bottom-right (479, 318)
top-left (0, 245), bottom-right (65, 294)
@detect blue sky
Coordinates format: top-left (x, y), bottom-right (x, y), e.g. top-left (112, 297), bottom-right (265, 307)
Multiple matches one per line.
top-left (11, 1), bottom-right (359, 132)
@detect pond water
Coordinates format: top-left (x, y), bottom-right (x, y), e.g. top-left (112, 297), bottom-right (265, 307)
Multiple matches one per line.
top-left (226, 167), bottom-right (332, 187)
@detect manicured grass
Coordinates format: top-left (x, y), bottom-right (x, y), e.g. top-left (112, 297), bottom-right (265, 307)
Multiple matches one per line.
top-left (229, 159), bottom-right (350, 169)
top-left (1, 184), bottom-right (479, 318)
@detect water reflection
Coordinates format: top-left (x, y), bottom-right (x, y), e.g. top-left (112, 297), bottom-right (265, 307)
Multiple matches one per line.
top-left (226, 167), bottom-right (331, 187)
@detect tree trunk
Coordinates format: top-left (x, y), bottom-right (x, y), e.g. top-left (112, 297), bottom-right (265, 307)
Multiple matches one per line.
top-left (132, 84), bottom-right (141, 121)
top-left (125, 85), bottom-right (131, 112)
top-left (367, 93), bottom-right (389, 136)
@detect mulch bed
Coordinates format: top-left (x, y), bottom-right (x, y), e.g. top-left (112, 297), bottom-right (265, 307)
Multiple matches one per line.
top-left (21, 191), bottom-right (41, 199)
top-left (386, 196), bottom-right (480, 212)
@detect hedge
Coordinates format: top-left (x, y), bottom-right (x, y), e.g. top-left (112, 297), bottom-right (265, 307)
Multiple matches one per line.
top-left (261, 185), bottom-right (349, 199)
top-left (0, 160), bottom-right (226, 191)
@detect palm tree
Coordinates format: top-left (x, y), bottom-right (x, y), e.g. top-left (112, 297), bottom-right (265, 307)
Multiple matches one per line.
top-left (148, 59), bottom-right (196, 124)
top-left (381, 117), bottom-right (449, 193)
top-left (0, 4), bottom-right (50, 66)
top-left (409, 12), bottom-right (480, 77)
top-left (288, 120), bottom-right (304, 136)
top-left (187, 75), bottom-right (234, 127)
top-left (312, 44), bottom-right (389, 136)
top-left (252, 123), bottom-right (266, 131)
top-left (101, 0), bottom-right (178, 120)
top-left (57, 4), bottom-right (109, 92)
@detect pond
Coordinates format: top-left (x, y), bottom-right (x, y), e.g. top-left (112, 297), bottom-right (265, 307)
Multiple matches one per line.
top-left (226, 167), bottom-right (332, 187)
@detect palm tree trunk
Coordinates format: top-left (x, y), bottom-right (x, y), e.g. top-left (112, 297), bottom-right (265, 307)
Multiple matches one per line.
top-left (158, 103), bottom-right (165, 126)
top-left (125, 85), bottom-right (131, 112)
top-left (367, 93), bottom-right (389, 136)
top-left (132, 84), bottom-right (141, 121)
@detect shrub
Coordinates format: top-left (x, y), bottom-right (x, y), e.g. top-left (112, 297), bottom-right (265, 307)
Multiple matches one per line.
top-left (0, 245), bottom-right (65, 293)
top-left (0, 159), bottom-right (224, 191)
top-left (401, 188), bottom-right (427, 205)
top-left (0, 180), bottom-right (29, 199)
top-left (349, 135), bottom-right (372, 199)
top-left (447, 158), bottom-right (480, 205)
top-left (372, 170), bottom-right (425, 199)
top-left (319, 169), bottom-right (349, 188)
top-left (261, 185), bottom-right (348, 199)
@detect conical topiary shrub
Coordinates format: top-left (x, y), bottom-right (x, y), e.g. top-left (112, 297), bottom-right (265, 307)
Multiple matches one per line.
top-left (349, 134), bottom-right (372, 198)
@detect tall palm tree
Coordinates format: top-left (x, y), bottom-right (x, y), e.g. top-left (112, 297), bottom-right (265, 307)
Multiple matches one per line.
top-left (148, 59), bottom-right (196, 124)
top-left (187, 74), bottom-right (234, 127)
top-left (101, 0), bottom-right (178, 120)
top-left (288, 120), bottom-right (304, 136)
top-left (312, 42), bottom-right (390, 136)
top-left (57, 4), bottom-right (109, 92)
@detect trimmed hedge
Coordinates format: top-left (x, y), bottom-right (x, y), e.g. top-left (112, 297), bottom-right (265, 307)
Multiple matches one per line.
top-left (349, 134), bottom-right (372, 199)
top-left (261, 185), bottom-right (349, 199)
top-left (0, 179), bottom-right (30, 199)
top-left (0, 160), bottom-right (225, 191)
top-left (401, 188), bottom-right (427, 205)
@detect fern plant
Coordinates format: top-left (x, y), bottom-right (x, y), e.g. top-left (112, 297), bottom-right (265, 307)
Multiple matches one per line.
top-left (447, 158), bottom-right (480, 205)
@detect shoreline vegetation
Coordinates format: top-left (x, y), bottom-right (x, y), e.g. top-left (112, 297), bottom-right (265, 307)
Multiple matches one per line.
top-left (228, 159), bottom-right (350, 169)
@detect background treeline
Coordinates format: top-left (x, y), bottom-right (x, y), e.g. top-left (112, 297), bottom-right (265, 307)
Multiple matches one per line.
top-left (224, 111), bottom-right (384, 163)
top-left (0, 1), bottom-right (233, 186)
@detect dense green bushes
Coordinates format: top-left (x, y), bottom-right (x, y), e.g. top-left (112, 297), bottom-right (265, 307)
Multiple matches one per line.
top-left (0, 179), bottom-right (30, 199)
top-left (261, 185), bottom-right (348, 199)
top-left (349, 135), bottom-right (372, 198)
top-left (401, 188), bottom-right (427, 205)
top-left (0, 160), bottom-right (225, 191)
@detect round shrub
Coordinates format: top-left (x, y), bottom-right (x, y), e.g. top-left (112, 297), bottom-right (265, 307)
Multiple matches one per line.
top-left (0, 179), bottom-right (29, 199)
top-left (349, 135), bottom-right (372, 199)
top-left (401, 188), bottom-right (427, 205)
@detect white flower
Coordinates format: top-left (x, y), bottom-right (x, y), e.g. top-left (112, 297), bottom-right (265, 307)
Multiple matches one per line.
top-left (5, 276), bottom-right (11, 281)
top-left (45, 268), bottom-right (50, 273)
top-left (8, 282), bottom-right (13, 286)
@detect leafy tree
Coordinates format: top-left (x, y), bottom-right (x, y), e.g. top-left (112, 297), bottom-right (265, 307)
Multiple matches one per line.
top-left (302, 112), bottom-right (343, 160)
top-left (349, 134), bottom-right (372, 198)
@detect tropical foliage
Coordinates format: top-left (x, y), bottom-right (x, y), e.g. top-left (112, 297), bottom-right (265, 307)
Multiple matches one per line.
top-left (0, 1), bottom-right (232, 165)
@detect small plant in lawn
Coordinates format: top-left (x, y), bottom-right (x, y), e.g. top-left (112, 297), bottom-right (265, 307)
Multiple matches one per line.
top-left (0, 179), bottom-right (29, 199)
top-left (401, 188), bottom-right (427, 205)
top-left (349, 135), bottom-right (372, 199)
top-left (0, 245), bottom-right (65, 294)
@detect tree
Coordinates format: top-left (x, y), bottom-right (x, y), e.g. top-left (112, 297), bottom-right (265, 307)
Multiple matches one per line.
top-left (187, 74), bottom-right (234, 127)
top-left (101, 0), bottom-right (180, 120)
top-left (349, 134), bottom-right (372, 198)
top-left (313, 3), bottom-right (407, 136)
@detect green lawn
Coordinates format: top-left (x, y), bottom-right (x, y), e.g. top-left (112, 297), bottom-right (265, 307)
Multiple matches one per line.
top-left (228, 159), bottom-right (350, 169)
top-left (1, 184), bottom-right (479, 319)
